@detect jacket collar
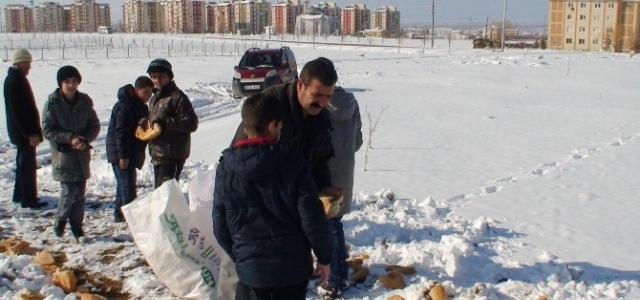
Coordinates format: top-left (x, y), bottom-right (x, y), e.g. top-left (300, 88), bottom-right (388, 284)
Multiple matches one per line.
top-left (8, 66), bottom-right (25, 78)
top-left (233, 137), bottom-right (277, 148)
top-left (157, 81), bottom-right (178, 98)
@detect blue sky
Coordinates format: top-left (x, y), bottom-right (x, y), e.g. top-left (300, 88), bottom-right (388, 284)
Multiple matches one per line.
top-left (0, 0), bottom-right (548, 24)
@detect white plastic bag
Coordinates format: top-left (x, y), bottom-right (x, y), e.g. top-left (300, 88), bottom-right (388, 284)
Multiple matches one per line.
top-left (122, 179), bottom-right (220, 299)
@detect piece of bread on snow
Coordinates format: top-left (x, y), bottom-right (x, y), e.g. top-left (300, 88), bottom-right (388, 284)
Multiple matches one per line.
top-left (378, 270), bottom-right (406, 289)
top-left (135, 122), bottom-right (162, 141)
top-left (34, 250), bottom-right (56, 266)
top-left (52, 268), bottom-right (77, 293)
top-left (384, 264), bottom-right (417, 275)
top-left (428, 284), bottom-right (448, 300)
top-left (349, 266), bottom-right (369, 283)
top-left (320, 194), bottom-right (343, 218)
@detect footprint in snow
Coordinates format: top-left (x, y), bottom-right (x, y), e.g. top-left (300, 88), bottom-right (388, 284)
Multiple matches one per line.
top-left (482, 186), bottom-right (500, 194)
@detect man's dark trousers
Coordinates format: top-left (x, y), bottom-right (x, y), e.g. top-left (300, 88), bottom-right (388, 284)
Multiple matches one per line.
top-left (153, 163), bottom-right (184, 188)
top-left (13, 143), bottom-right (38, 207)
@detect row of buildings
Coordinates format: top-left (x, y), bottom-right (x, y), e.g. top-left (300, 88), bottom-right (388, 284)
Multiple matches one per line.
top-left (123, 0), bottom-right (401, 37)
top-left (548, 0), bottom-right (640, 52)
top-left (4, 0), bottom-right (111, 33)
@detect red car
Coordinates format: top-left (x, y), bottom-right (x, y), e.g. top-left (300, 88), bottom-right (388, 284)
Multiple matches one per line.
top-left (232, 47), bottom-right (298, 98)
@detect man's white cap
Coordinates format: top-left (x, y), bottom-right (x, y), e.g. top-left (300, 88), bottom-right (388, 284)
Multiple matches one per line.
top-left (11, 48), bottom-right (33, 64)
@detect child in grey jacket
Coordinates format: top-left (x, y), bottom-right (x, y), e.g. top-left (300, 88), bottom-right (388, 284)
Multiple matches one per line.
top-left (42, 66), bottom-right (100, 242)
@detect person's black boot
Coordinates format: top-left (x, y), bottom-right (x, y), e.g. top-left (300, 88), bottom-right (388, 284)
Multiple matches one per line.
top-left (54, 220), bottom-right (66, 238)
top-left (71, 227), bottom-right (87, 243)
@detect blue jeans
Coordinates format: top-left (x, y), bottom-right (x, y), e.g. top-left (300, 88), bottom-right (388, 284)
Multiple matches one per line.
top-left (328, 217), bottom-right (349, 287)
top-left (112, 163), bottom-right (137, 218)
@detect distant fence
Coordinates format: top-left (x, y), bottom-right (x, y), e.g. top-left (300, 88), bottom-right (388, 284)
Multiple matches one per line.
top-left (0, 32), bottom-right (462, 61)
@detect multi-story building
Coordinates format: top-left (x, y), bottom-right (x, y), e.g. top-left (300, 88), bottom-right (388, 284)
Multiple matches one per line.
top-left (316, 2), bottom-right (341, 35)
top-left (4, 4), bottom-right (34, 33)
top-left (64, 6), bottom-right (73, 31)
top-left (95, 3), bottom-right (111, 28)
top-left (34, 2), bottom-right (65, 32)
top-left (341, 3), bottom-right (369, 36)
top-left (549, 0), bottom-right (640, 52)
top-left (190, 0), bottom-right (207, 33)
top-left (370, 6), bottom-right (400, 37)
top-left (67, 0), bottom-right (109, 32)
top-left (214, 2), bottom-right (234, 34)
top-left (124, 0), bottom-right (164, 33)
top-left (206, 2), bottom-right (216, 32)
top-left (163, 0), bottom-right (188, 33)
top-left (271, 1), bottom-right (298, 34)
top-left (234, 0), bottom-right (270, 35)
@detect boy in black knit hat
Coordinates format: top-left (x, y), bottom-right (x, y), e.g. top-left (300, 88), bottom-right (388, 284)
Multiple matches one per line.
top-left (145, 58), bottom-right (198, 188)
top-left (42, 65), bottom-right (100, 243)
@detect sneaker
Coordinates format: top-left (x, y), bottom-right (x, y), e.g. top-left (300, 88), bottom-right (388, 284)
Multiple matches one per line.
top-left (317, 285), bottom-right (343, 300)
top-left (75, 236), bottom-right (89, 244)
top-left (339, 278), bottom-right (351, 291)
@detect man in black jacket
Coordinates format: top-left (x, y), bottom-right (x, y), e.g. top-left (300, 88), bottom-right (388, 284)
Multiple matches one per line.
top-left (106, 76), bottom-right (154, 222)
top-left (146, 58), bottom-right (198, 188)
top-left (3, 48), bottom-right (46, 209)
top-left (214, 93), bottom-right (332, 300)
top-left (224, 57), bottom-right (343, 299)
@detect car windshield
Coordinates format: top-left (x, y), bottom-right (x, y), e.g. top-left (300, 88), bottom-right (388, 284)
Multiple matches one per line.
top-left (240, 53), bottom-right (279, 68)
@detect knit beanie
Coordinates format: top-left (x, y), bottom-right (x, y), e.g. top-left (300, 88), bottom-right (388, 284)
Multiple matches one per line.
top-left (146, 58), bottom-right (174, 80)
top-left (11, 48), bottom-right (32, 64)
top-left (56, 66), bottom-right (82, 87)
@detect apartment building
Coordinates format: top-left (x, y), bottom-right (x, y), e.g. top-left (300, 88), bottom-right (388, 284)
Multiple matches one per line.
top-left (271, 1), bottom-right (298, 34)
top-left (370, 6), bottom-right (400, 37)
top-left (34, 2), bottom-right (65, 32)
top-left (163, 0), bottom-right (186, 33)
top-left (549, 0), bottom-right (640, 52)
top-left (316, 2), bottom-right (341, 35)
top-left (95, 3), bottom-right (111, 28)
top-left (65, 0), bottom-right (110, 32)
top-left (206, 2), bottom-right (216, 33)
top-left (190, 0), bottom-right (207, 33)
top-left (214, 2), bottom-right (234, 34)
top-left (233, 0), bottom-right (270, 34)
top-left (4, 5), bottom-right (34, 33)
top-left (341, 3), bottom-right (369, 36)
top-left (124, 0), bottom-right (164, 33)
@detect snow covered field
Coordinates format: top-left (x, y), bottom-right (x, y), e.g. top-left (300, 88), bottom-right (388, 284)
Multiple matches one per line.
top-left (0, 33), bottom-right (639, 299)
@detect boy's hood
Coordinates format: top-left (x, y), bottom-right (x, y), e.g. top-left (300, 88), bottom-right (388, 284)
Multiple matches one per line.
top-left (328, 86), bottom-right (357, 122)
top-left (221, 141), bottom-right (288, 181)
top-left (117, 84), bottom-right (135, 102)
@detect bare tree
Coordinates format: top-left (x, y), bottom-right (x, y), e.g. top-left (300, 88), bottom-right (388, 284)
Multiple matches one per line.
top-left (364, 104), bottom-right (390, 171)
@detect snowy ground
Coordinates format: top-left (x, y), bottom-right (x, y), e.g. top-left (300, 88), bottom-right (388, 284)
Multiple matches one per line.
top-left (0, 33), bottom-right (639, 299)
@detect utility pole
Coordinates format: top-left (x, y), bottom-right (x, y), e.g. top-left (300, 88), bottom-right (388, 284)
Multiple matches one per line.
top-left (469, 18), bottom-right (472, 38)
top-left (501, 0), bottom-right (507, 51)
top-left (431, 0), bottom-right (435, 47)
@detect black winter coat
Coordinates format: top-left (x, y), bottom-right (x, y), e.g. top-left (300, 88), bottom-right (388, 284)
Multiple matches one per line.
top-left (147, 81), bottom-right (198, 165)
top-left (213, 138), bottom-right (333, 288)
top-left (106, 85), bottom-right (149, 169)
top-left (232, 82), bottom-right (334, 190)
top-left (3, 67), bottom-right (43, 146)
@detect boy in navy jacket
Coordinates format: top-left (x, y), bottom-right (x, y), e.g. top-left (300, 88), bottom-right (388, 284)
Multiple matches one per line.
top-left (213, 93), bottom-right (332, 300)
top-left (106, 76), bottom-right (154, 222)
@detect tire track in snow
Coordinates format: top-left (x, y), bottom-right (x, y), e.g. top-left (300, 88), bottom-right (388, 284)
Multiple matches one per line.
top-left (443, 133), bottom-right (640, 214)
top-left (0, 82), bottom-right (239, 170)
